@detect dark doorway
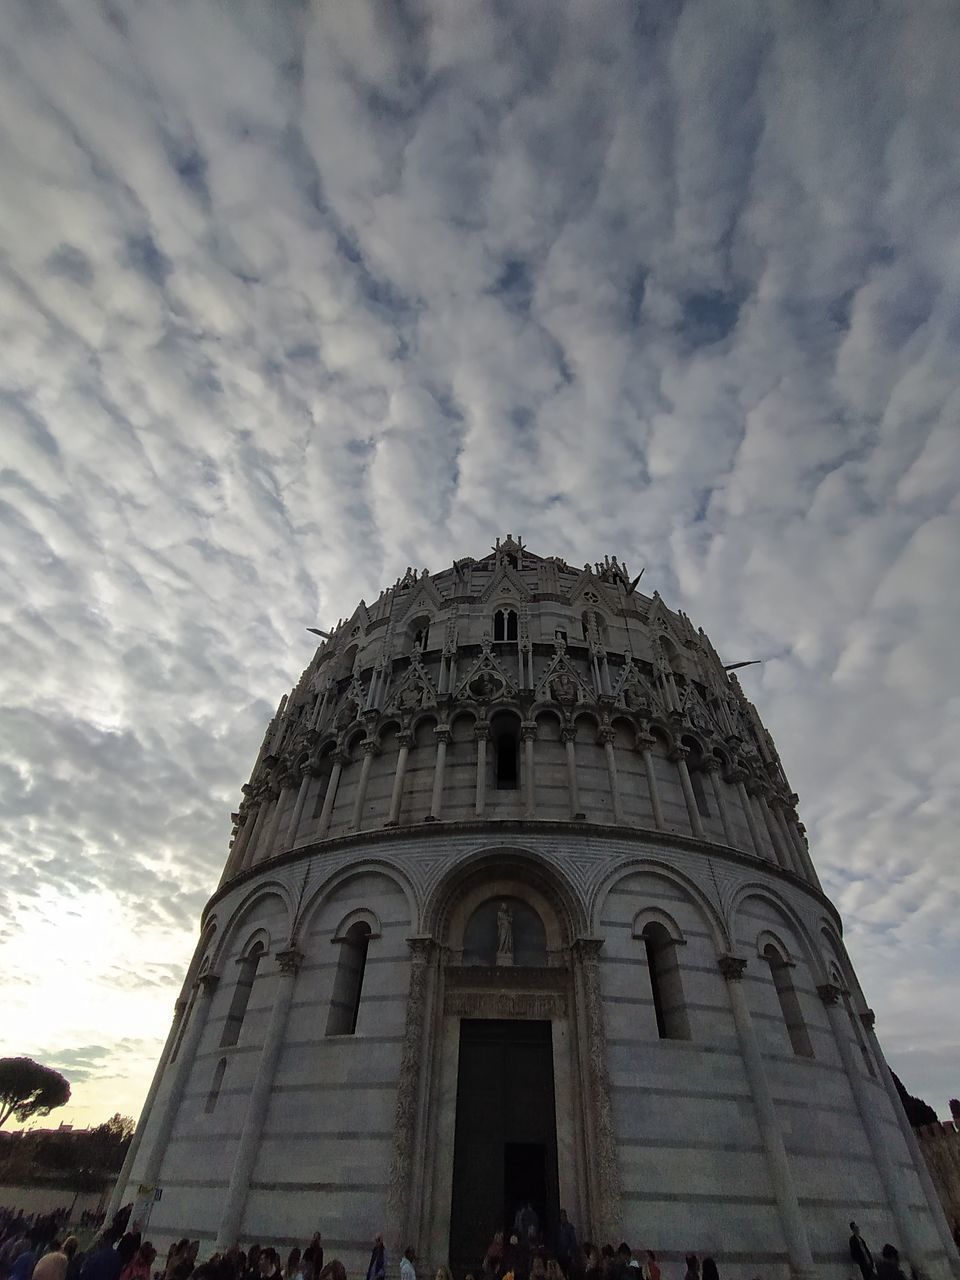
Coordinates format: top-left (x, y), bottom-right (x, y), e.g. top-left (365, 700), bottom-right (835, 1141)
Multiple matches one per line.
top-left (449, 1020), bottom-right (560, 1273)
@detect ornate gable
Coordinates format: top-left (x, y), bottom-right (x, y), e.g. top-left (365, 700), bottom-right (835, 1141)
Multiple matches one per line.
top-left (478, 561), bottom-right (533, 605)
top-left (383, 649), bottom-right (439, 717)
top-left (454, 638), bottom-right (518, 705)
top-left (534, 640), bottom-right (596, 709)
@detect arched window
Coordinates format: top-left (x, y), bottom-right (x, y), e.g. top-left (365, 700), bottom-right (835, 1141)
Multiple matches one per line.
top-left (491, 713), bottom-right (519, 790)
top-left (763, 944), bottom-right (813, 1058)
top-left (220, 942), bottom-right (265, 1048)
top-left (326, 921), bottom-right (372, 1036)
top-left (410, 614), bottom-right (431, 651)
top-left (642, 922), bottom-right (690, 1040)
top-left (205, 1058), bottom-right (227, 1113)
top-left (493, 609), bottom-right (518, 642)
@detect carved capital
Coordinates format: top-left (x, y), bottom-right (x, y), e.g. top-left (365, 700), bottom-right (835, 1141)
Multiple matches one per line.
top-left (434, 727), bottom-right (452, 746)
top-left (474, 722), bottom-right (491, 741)
top-left (634, 732), bottom-right (656, 752)
top-left (718, 954), bottom-right (747, 982)
top-left (360, 739), bottom-right (380, 757)
top-left (596, 725), bottom-right (616, 746)
top-left (817, 982), bottom-right (843, 1006)
top-left (860, 1008), bottom-right (876, 1030)
top-left (700, 755), bottom-right (720, 774)
top-left (196, 972), bottom-right (220, 995)
top-left (560, 724), bottom-right (578, 744)
top-left (520, 721), bottom-right (538, 741)
top-left (408, 935), bottom-right (436, 963)
top-left (396, 730), bottom-right (415, 749)
top-left (669, 745), bottom-right (689, 763)
top-left (276, 947), bottom-right (304, 975)
top-left (572, 937), bottom-right (605, 964)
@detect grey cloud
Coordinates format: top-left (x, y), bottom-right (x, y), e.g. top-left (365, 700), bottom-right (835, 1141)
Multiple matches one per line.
top-left (0, 0), bottom-right (958, 1114)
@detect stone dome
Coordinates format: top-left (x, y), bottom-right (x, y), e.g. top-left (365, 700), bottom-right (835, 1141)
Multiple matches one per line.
top-left (109, 539), bottom-right (958, 1280)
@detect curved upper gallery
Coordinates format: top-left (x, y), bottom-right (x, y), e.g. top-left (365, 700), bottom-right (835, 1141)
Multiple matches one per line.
top-left (220, 537), bottom-right (817, 889)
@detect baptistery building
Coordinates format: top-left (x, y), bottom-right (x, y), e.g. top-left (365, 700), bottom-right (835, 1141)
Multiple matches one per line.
top-left (111, 537), bottom-right (956, 1280)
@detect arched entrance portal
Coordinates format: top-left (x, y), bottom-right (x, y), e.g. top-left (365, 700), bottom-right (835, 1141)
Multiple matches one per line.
top-left (406, 851), bottom-right (619, 1272)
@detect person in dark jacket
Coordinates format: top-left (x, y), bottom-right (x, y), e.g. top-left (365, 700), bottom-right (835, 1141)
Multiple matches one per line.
top-left (849, 1223), bottom-right (875, 1280)
top-left (364, 1237), bottom-right (385, 1280)
top-left (875, 1244), bottom-right (906, 1280)
top-left (80, 1238), bottom-right (122, 1280)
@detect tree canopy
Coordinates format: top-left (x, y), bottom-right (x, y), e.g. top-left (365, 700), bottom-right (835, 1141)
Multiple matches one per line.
top-left (892, 1070), bottom-right (938, 1127)
top-left (0, 1057), bottom-right (71, 1129)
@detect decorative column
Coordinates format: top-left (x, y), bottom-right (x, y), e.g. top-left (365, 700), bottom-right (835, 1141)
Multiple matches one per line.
top-left (860, 1010), bottom-right (960, 1277)
top-left (133, 974), bottom-right (220, 1221)
top-left (817, 986), bottom-right (928, 1273)
top-left (474, 724), bottom-right (489, 817)
top-left (720, 957), bottom-right (815, 1280)
top-left (428, 727), bottom-right (451, 821)
top-left (562, 724), bottom-right (584, 819)
top-left (599, 726), bottom-right (624, 824)
top-left (240, 795), bottom-right (274, 872)
top-left (352, 740), bottom-right (379, 831)
top-left (216, 949), bottom-right (302, 1248)
top-left (221, 806), bottom-right (254, 885)
top-left (735, 774), bottom-right (765, 859)
top-left (386, 731), bottom-right (413, 826)
top-left (771, 800), bottom-right (804, 877)
top-left (637, 733), bottom-right (665, 831)
top-left (262, 782), bottom-right (292, 857)
top-left (572, 939), bottom-right (622, 1243)
top-left (317, 752), bottom-right (345, 837)
top-left (703, 757), bottom-right (734, 845)
top-left (789, 812), bottom-right (824, 893)
top-left (521, 722), bottom-right (537, 818)
top-left (387, 938), bottom-right (435, 1252)
top-left (286, 767), bottom-right (313, 847)
top-left (759, 791), bottom-right (792, 872)
top-left (671, 746), bottom-right (705, 840)
top-left (106, 995), bottom-right (188, 1220)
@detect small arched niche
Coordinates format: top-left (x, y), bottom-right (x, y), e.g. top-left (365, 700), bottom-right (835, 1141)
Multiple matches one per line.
top-left (462, 896), bottom-right (548, 968)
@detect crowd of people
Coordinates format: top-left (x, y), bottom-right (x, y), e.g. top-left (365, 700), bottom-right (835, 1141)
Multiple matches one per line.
top-left (0, 1203), bottom-right (929, 1280)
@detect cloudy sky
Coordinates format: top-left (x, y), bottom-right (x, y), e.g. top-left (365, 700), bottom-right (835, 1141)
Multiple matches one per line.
top-left (1, 0), bottom-right (958, 1129)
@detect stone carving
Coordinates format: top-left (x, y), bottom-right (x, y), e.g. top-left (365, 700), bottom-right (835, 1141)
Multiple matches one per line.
top-left (387, 937), bottom-right (434, 1246)
top-left (397, 680), bottom-right (426, 711)
top-left (469, 671), bottom-right (505, 702)
top-left (335, 697), bottom-right (360, 730)
top-left (718, 955), bottom-right (748, 981)
top-left (551, 672), bottom-right (579, 705)
top-left (443, 991), bottom-right (568, 1019)
top-left (574, 939), bottom-right (622, 1232)
top-left (496, 902), bottom-right (514, 966)
top-left (817, 982), bottom-right (843, 1005)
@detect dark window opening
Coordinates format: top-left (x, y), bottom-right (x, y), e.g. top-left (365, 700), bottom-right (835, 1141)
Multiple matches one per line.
top-left (494, 727), bottom-right (519, 789)
top-left (326, 922), bottom-right (372, 1036)
top-left (494, 609), bottom-right (518, 642)
top-left (763, 945), bottom-right (813, 1058)
top-left (690, 767), bottom-right (711, 817)
top-left (642, 923), bottom-right (690, 1041)
top-left (221, 943), bottom-right (264, 1048)
top-left (205, 1058), bottom-right (227, 1113)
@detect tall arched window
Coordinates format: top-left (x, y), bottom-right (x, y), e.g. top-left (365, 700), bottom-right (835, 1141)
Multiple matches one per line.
top-left (642, 922), bottom-right (690, 1040)
top-left (220, 941), bottom-right (264, 1048)
top-left (205, 1058), bottom-right (227, 1113)
top-left (326, 921), bottom-right (372, 1036)
top-left (763, 944), bottom-right (813, 1058)
top-left (409, 615), bottom-right (431, 651)
top-left (494, 609), bottom-right (518, 642)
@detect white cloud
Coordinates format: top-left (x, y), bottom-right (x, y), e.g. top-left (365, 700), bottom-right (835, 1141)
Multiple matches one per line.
top-left (0, 0), bottom-right (957, 1121)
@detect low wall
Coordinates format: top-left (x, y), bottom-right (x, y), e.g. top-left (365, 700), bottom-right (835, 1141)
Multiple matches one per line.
top-left (0, 1183), bottom-right (107, 1219)
top-left (916, 1122), bottom-right (960, 1235)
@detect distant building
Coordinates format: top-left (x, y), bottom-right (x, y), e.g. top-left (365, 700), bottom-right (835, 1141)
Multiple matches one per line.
top-left (110, 538), bottom-right (957, 1279)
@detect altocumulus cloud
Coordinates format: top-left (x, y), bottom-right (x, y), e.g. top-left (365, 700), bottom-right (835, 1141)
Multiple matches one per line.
top-left (0, 0), bottom-right (958, 1122)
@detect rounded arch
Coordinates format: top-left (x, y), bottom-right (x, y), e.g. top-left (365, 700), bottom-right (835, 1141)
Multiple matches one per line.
top-left (591, 858), bottom-right (729, 953)
top-left (332, 906), bottom-right (383, 942)
top-left (631, 906), bottom-right (686, 945)
top-left (410, 710), bottom-right (440, 737)
top-left (727, 882), bottom-right (828, 984)
top-left (376, 717), bottom-right (402, 742)
top-left (344, 725), bottom-right (367, 755)
top-left (532, 705), bottom-right (564, 727)
top-left (755, 927), bottom-right (795, 964)
top-left (449, 707), bottom-right (478, 731)
top-left (573, 708), bottom-right (601, 734)
top-left (680, 732), bottom-right (709, 761)
top-left (336, 643), bottom-right (359, 680)
top-left (210, 882), bottom-right (295, 971)
top-left (298, 858), bottom-right (418, 941)
top-left (423, 845), bottom-right (588, 946)
top-left (647, 720), bottom-right (676, 753)
top-left (181, 919), bottom-right (218, 995)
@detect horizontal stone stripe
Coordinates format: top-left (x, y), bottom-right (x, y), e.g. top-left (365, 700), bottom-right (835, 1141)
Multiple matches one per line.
top-left (622, 1190), bottom-right (777, 1206)
top-left (268, 1080), bottom-right (398, 1093)
top-left (282, 1034), bottom-right (404, 1048)
top-left (598, 919), bottom-right (714, 938)
top-left (799, 1197), bottom-right (888, 1209)
top-left (258, 1130), bottom-right (393, 1142)
top-left (611, 1082), bottom-right (749, 1101)
top-left (619, 1137), bottom-right (764, 1153)
top-left (249, 1180), bottom-right (388, 1193)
